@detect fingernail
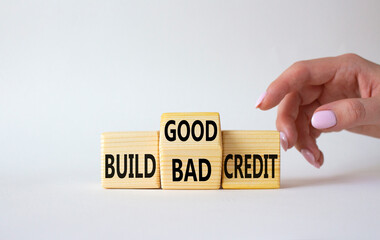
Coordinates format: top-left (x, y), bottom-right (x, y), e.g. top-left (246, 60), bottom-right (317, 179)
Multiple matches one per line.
top-left (311, 110), bottom-right (337, 129)
top-left (255, 91), bottom-right (267, 108)
top-left (301, 149), bottom-right (319, 168)
top-left (318, 153), bottom-right (324, 168)
top-left (280, 132), bottom-right (288, 151)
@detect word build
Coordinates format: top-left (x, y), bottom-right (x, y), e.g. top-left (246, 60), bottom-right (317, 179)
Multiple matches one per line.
top-left (159, 113), bottom-right (223, 189)
top-left (221, 131), bottom-right (280, 189)
top-left (101, 131), bottom-right (160, 188)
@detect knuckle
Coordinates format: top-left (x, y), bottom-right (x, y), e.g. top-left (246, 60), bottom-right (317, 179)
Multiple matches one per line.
top-left (346, 100), bottom-right (366, 122)
top-left (341, 53), bottom-right (362, 62)
top-left (276, 114), bottom-right (289, 130)
top-left (290, 61), bottom-right (309, 77)
top-left (275, 119), bottom-right (282, 131)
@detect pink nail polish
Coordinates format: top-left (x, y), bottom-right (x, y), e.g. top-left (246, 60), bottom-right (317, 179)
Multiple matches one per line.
top-left (311, 110), bottom-right (337, 129)
top-left (317, 153), bottom-right (324, 168)
top-left (280, 132), bottom-right (288, 151)
top-left (255, 91), bottom-right (267, 108)
top-left (301, 149), bottom-right (319, 168)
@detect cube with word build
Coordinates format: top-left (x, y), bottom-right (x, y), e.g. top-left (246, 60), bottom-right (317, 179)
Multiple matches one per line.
top-left (222, 130), bottom-right (280, 189)
top-left (159, 112), bottom-right (223, 189)
top-left (101, 131), bottom-right (160, 188)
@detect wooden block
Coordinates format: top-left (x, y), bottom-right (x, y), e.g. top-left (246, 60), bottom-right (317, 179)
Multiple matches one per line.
top-left (159, 112), bottom-right (223, 189)
top-left (221, 130), bottom-right (280, 189)
top-left (101, 131), bottom-right (160, 188)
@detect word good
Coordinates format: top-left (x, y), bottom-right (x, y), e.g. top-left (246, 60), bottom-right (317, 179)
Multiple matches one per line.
top-left (164, 120), bottom-right (218, 142)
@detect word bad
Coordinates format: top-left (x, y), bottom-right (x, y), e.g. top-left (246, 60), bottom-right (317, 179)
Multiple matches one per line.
top-left (172, 158), bottom-right (211, 181)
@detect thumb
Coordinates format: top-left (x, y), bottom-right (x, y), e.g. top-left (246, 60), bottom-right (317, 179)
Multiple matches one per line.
top-left (311, 97), bottom-right (380, 131)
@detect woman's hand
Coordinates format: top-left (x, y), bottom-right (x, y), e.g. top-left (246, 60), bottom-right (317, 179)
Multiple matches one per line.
top-left (256, 53), bottom-right (380, 168)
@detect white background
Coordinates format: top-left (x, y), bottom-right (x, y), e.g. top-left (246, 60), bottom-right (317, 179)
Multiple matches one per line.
top-left (1, 0), bottom-right (380, 239)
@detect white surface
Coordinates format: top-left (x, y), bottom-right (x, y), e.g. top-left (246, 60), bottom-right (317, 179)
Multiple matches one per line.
top-left (1, 0), bottom-right (380, 239)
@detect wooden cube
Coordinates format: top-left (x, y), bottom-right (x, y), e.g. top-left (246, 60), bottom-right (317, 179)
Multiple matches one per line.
top-left (221, 130), bottom-right (280, 189)
top-left (101, 131), bottom-right (160, 188)
top-left (159, 112), bottom-right (223, 189)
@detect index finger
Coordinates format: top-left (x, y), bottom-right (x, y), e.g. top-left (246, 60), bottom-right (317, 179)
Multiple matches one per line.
top-left (258, 55), bottom-right (345, 110)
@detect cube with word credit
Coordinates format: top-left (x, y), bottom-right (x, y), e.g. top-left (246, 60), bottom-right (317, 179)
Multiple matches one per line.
top-left (159, 112), bottom-right (223, 189)
top-left (101, 131), bottom-right (160, 188)
top-left (221, 130), bottom-right (280, 189)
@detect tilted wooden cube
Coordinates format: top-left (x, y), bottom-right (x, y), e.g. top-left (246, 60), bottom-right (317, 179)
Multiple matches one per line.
top-left (101, 131), bottom-right (160, 188)
top-left (222, 130), bottom-right (280, 189)
top-left (159, 112), bottom-right (223, 189)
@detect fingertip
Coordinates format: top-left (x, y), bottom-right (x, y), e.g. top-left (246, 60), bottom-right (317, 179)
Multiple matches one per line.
top-left (257, 87), bottom-right (277, 110)
top-left (300, 148), bottom-right (318, 168)
top-left (276, 123), bottom-right (298, 150)
top-left (280, 132), bottom-right (288, 151)
top-left (255, 91), bottom-right (267, 109)
top-left (300, 148), bottom-right (323, 169)
top-left (316, 151), bottom-right (324, 168)
top-left (297, 139), bottom-right (323, 169)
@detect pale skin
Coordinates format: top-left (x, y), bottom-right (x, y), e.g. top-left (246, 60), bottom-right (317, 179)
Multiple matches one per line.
top-left (256, 53), bottom-right (380, 168)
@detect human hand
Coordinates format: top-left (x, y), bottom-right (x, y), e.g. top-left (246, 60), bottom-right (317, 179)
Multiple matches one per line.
top-left (256, 54), bottom-right (380, 168)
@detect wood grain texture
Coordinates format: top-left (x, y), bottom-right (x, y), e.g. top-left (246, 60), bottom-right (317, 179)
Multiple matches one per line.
top-left (101, 131), bottom-right (160, 188)
top-left (221, 130), bottom-right (280, 189)
top-left (159, 112), bottom-right (222, 189)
